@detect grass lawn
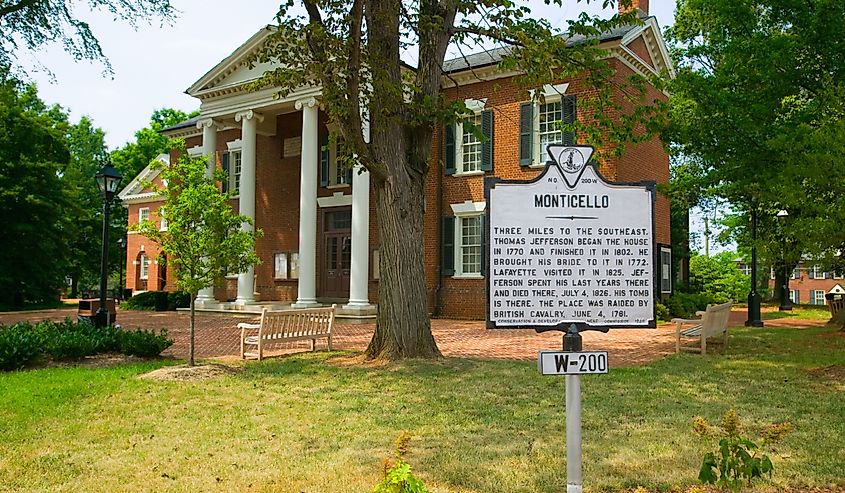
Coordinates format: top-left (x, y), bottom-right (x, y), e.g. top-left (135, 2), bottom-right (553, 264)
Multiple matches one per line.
top-left (1, 326), bottom-right (843, 492)
top-left (762, 304), bottom-right (832, 321)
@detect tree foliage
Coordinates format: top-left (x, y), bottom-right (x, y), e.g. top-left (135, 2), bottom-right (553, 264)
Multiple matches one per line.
top-left (250, 0), bottom-right (665, 360)
top-left (0, 0), bottom-right (175, 75)
top-left (665, 0), bottom-right (845, 263)
top-left (111, 108), bottom-right (198, 180)
top-left (134, 144), bottom-right (260, 365)
top-left (688, 252), bottom-right (750, 304)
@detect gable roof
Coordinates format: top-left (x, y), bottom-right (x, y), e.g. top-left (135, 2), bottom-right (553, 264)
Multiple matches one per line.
top-left (118, 154), bottom-right (168, 205)
top-left (186, 26), bottom-right (276, 98)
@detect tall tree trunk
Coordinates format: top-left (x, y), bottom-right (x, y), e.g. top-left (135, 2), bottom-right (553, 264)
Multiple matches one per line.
top-left (189, 294), bottom-right (196, 366)
top-left (366, 171), bottom-right (441, 360)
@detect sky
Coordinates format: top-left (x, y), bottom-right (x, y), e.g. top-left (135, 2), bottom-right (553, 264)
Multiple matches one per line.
top-left (24, 0), bottom-right (677, 150)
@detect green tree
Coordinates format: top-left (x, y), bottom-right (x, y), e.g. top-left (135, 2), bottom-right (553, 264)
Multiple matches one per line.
top-left (689, 252), bottom-right (750, 304)
top-left (134, 144), bottom-right (260, 366)
top-left (664, 0), bottom-right (845, 267)
top-left (0, 0), bottom-right (175, 75)
top-left (250, 0), bottom-right (663, 360)
top-left (0, 69), bottom-right (70, 305)
top-left (111, 108), bottom-right (198, 180)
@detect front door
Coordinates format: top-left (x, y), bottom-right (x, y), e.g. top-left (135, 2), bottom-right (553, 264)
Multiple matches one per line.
top-left (321, 209), bottom-right (352, 299)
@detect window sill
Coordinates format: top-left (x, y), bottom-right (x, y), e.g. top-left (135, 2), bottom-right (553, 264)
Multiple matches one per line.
top-left (453, 274), bottom-right (484, 280)
top-left (326, 184), bottom-right (351, 190)
top-left (273, 277), bottom-right (298, 282)
top-left (453, 170), bottom-right (485, 178)
top-left (528, 162), bottom-right (548, 169)
top-left (225, 275), bottom-right (238, 280)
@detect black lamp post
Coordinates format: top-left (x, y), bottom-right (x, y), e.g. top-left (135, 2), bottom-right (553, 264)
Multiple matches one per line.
top-left (745, 206), bottom-right (764, 327)
top-left (776, 209), bottom-right (793, 311)
top-left (94, 161), bottom-right (123, 328)
top-left (117, 236), bottom-right (126, 301)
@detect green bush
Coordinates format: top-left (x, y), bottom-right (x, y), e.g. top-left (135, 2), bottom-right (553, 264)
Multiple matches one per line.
top-left (0, 323), bottom-right (43, 370)
top-left (123, 291), bottom-right (189, 311)
top-left (655, 302), bottom-right (670, 322)
top-left (666, 292), bottom-right (714, 319)
top-left (690, 252), bottom-right (749, 304)
top-left (166, 292), bottom-right (191, 311)
top-left (120, 329), bottom-right (173, 357)
top-left (45, 330), bottom-right (98, 359)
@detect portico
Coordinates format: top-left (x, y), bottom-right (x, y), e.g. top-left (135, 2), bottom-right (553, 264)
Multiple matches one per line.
top-left (163, 30), bottom-right (375, 312)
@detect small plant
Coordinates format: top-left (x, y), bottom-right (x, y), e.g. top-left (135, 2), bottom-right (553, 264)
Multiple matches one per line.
top-left (0, 323), bottom-right (43, 370)
top-left (694, 410), bottom-right (790, 492)
top-left (45, 330), bottom-right (98, 359)
top-left (373, 432), bottom-right (430, 493)
top-left (119, 328), bottom-right (173, 357)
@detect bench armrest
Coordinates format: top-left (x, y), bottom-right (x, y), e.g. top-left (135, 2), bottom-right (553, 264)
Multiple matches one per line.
top-left (671, 318), bottom-right (702, 324)
top-left (237, 323), bottom-right (261, 329)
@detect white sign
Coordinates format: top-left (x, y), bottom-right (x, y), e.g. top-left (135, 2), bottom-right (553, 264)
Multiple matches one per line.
top-left (284, 137), bottom-right (302, 158)
top-left (538, 351), bottom-right (609, 375)
top-left (487, 145), bottom-right (655, 329)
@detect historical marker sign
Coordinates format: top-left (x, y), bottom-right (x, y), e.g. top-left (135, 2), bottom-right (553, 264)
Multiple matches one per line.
top-left (485, 144), bottom-right (656, 329)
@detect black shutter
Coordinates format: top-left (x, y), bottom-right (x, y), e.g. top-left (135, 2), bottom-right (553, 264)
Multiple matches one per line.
top-left (481, 110), bottom-right (494, 172)
top-left (221, 151), bottom-right (229, 193)
top-left (319, 133), bottom-right (329, 187)
top-left (519, 102), bottom-right (534, 166)
top-left (480, 213), bottom-right (487, 277)
top-left (441, 216), bottom-right (455, 276)
top-left (563, 95), bottom-right (577, 146)
top-left (444, 124), bottom-right (456, 175)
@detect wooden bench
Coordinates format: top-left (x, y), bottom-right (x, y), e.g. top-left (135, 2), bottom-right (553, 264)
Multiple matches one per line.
top-left (828, 298), bottom-right (845, 318)
top-left (672, 301), bottom-right (733, 355)
top-left (239, 305), bottom-right (336, 361)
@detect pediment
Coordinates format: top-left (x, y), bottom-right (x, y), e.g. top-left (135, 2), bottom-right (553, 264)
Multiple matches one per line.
top-left (186, 26), bottom-right (279, 97)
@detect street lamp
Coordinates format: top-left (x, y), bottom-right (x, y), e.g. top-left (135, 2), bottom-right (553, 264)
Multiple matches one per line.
top-left (745, 205), bottom-right (764, 327)
top-left (94, 160), bottom-right (123, 328)
top-left (117, 236), bottom-right (126, 301)
top-left (776, 209), bottom-right (793, 311)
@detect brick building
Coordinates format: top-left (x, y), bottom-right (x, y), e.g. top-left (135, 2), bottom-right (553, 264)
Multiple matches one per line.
top-left (119, 1), bottom-right (673, 319)
top-left (737, 262), bottom-right (845, 306)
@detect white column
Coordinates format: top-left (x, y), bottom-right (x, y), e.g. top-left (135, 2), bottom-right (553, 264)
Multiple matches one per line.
top-left (234, 110), bottom-right (263, 305)
top-left (196, 118), bottom-right (218, 306)
top-left (293, 97), bottom-right (320, 308)
top-left (344, 113), bottom-right (373, 311)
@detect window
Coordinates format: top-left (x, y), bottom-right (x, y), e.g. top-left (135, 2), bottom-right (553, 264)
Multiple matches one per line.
top-left (139, 208), bottom-right (150, 224)
top-left (459, 113), bottom-right (483, 173)
top-left (320, 134), bottom-right (351, 187)
top-left (289, 253), bottom-right (299, 279)
top-left (790, 289), bottom-right (799, 304)
top-left (834, 270), bottom-right (844, 280)
top-left (792, 267), bottom-right (801, 279)
top-left (444, 100), bottom-right (493, 176)
top-left (519, 84), bottom-right (576, 167)
top-left (459, 216), bottom-right (483, 276)
top-left (810, 265), bottom-right (827, 279)
top-left (444, 201), bottom-right (486, 278)
top-left (739, 263), bottom-right (751, 276)
top-left (158, 208), bottom-right (167, 231)
top-left (230, 150), bottom-right (242, 193)
top-left (812, 290), bottom-right (826, 305)
top-left (139, 254), bottom-right (150, 280)
top-left (660, 247), bottom-right (672, 294)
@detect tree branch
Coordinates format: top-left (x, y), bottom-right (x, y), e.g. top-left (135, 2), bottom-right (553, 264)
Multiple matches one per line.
top-left (0, 0), bottom-right (39, 19)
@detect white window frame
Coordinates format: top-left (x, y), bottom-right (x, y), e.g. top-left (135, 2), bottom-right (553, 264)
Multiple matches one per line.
top-left (139, 254), bottom-right (149, 280)
top-left (139, 207), bottom-right (150, 224)
top-left (158, 207), bottom-right (167, 231)
top-left (792, 266), bottom-right (801, 279)
top-left (810, 265), bottom-right (827, 279)
top-left (529, 83), bottom-right (569, 168)
top-left (454, 98), bottom-right (486, 176)
top-left (274, 252), bottom-right (288, 280)
top-left (811, 289), bottom-right (826, 305)
top-left (450, 201), bottom-right (486, 279)
top-left (739, 263), bottom-right (751, 276)
top-left (790, 289), bottom-right (799, 304)
top-left (227, 139), bottom-right (243, 196)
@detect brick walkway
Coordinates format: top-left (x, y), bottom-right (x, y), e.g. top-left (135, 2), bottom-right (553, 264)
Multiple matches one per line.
top-left (0, 307), bottom-right (826, 367)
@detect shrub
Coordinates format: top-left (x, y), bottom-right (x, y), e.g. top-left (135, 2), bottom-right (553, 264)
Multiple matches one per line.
top-left (120, 329), bottom-right (173, 357)
top-left (373, 432), bottom-right (430, 493)
top-left (655, 302), bottom-right (670, 322)
top-left (666, 292), bottom-right (713, 319)
top-left (689, 252), bottom-right (749, 304)
top-left (80, 323), bottom-right (123, 353)
top-left (124, 291), bottom-right (190, 311)
top-left (44, 330), bottom-right (98, 359)
top-left (0, 323), bottom-right (43, 370)
top-left (166, 291), bottom-right (191, 311)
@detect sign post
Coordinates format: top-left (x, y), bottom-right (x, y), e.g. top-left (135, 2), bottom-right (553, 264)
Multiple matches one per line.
top-left (485, 144), bottom-right (656, 492)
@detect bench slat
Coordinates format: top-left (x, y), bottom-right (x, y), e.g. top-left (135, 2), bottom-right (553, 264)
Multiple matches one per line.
top-left (240, 305), bottom-right (337, 360)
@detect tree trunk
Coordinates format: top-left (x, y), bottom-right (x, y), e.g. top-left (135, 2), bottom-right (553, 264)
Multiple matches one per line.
top-left (189, 293), bottom-right (196, 366)
top-left (70, 275), bottom-right (78, 299)
top-left (366, 173), bottom-right (441, 360)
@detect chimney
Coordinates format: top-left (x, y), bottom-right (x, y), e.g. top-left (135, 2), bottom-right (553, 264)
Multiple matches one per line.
top-left (619, 0), bottom-right (649, 17)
